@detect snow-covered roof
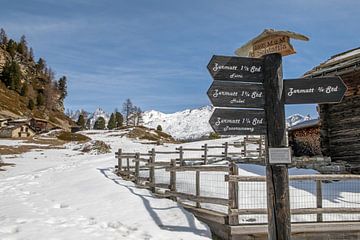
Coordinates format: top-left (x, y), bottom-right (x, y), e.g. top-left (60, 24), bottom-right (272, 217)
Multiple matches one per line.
top-left (304, 47), bottom-right (360, 77)
top-left (288, 119), bottom-right (320, 131)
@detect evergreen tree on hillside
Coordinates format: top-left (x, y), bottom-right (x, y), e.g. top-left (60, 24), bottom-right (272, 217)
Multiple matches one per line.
top-left (77, 114), bottom-right (86, 129)
top-left (0, 28), bottom-right (8, 45)
top-left (58, 76), bottom-right (67, 100)
top-left (157, 125), bottom-right (162, 131)
top-left (20, 83), bottom-right (28, 96)
top-left (122, 98), bottom-right (133, 126)
top-left (29, 47), bottom-right (34, 62)
top-left (6, 40), bottom-right (17, 58)
top-left (107, 113), bottom-right (116, 130)
top-left (28, 99), bottom-right (35, 110)
top-left (94, 117), bottom-right (105, 130)
top-left (1, 61), bottom-right (21, 92)
top-left (115, 111), bottom-right (123, 128)
top-left (37, 92), bottom-right (45, 106)
top-left (17, 35), bottom-right (28, 56)
top-left (36, 58), bottom-right (46, 73)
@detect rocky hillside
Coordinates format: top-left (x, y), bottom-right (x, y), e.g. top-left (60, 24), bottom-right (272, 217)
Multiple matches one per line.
top-left (0, 29), bottom-right (73, 129)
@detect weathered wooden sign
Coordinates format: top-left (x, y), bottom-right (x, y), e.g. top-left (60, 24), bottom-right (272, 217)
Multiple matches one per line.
top-left (250, 35), bottom-right (295, 58)
top-left (284, 77), bottom-right (347, 104)
top-left (207, 81), bottom-right (264, 108)
top-left (209, 108), bottom-right (266, 135)
top-left (207, 55), bottom-right (263, 82)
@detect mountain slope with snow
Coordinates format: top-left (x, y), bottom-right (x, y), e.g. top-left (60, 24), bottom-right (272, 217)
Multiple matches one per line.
top-left (143, 106), bottom-right (213, 140)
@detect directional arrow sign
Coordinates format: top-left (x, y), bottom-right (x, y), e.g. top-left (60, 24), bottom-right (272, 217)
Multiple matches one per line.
top-left (209, 108), bottom-right (266, 135)
top-left (207, 55), bottom-right (263, 82)
top-left (207, 81), bottom-right (265, 108)
top-left (284, 77), bottom-right (347, 104)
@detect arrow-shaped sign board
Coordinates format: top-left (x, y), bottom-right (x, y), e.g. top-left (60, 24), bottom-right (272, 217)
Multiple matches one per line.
top-left (284, 77), bottom-right (347, 104)
top-left (207, 81), bottom-right (264, 108)
top-left (207, 55), bottom-right (264, 82)
top-left (209, 108), bottom-right (266, 135)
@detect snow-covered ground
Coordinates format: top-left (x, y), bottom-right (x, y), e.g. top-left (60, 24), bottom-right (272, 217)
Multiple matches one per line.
top-left (1, 130), bottom-right (359, 239)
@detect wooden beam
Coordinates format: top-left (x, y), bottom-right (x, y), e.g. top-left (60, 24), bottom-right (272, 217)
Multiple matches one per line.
top-left (165, 191), bottom-right (228, 206)
top-left (166, 165), bottom-right (229, 172)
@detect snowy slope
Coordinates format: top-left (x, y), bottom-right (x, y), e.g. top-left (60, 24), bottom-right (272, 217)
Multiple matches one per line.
top-left (143, 106), bottom-right (213, 140)
top-left (286, 113), bottom-right (311, 127)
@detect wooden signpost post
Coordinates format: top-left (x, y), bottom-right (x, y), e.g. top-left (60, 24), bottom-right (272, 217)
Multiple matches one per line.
top-left (207, 29), bottom-right (347, 240)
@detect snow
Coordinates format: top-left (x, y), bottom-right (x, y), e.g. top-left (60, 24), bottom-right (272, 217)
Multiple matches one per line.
top-left (2, 130), bottom-right (359, 239)
top-left (142, 106), bottom-right (213, 140)
top-left (326, 48), bottom-right (360, 64)
top-left (0, 133), bottom-right (211, 240)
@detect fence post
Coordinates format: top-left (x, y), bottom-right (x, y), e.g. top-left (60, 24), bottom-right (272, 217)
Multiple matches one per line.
top-left (150, 148), bottom-right (156, 192)
top-left (224, 142), bottom-right (229, 161)
top-left (316, 180), bottom-right (323, 222)
top-left (117, 149), bottom-right (122, 174)
top-left (203, 144), bottom-right (208, 165)
top-left (243, 137), bottom-right (247, 157)
top-left (179, 146), bottom-right (184, 166)
top-left (196, 171), bottom-right (201, 208)
top-left (135, 153), bottom-right (140, 184)
top-left (170, 159), bottom-right (177, 201)
top-left (228, 160), bottom-right (239, 225)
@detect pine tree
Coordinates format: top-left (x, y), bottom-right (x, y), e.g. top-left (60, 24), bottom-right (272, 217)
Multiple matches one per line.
top-left (115, 111), bottom-right (123, 128)
top-left (20, 83), bottom-right (28, 96)
top-left (122, 98), bottom-right (133, 126)
top-left (17, 35), bottom-right (28, 56)
top-left (157, 125), bottom-right (162, 131)
top-left (6, 40), bottom-right (17, 59)
top-left (94, 117), bottom-right (105, 130)
top-left (58, 76), bottom-right (67, 100)
top-left (0, 28), bottom-right (8, 45)
top-left (37, 92), bottom-right (45, 106)
top-left (76, 114), bottom-right (86, 129)
top-left (36, 58), bottom-right (46, 73)
top-left (28, 99), bottom-right (35, 110)
top-left (1, 61), bottom-right (21, 92)
top-left (107, 113), bottom-right (116, 129)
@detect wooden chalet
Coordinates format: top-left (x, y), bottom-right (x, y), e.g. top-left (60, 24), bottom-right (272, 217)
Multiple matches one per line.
top-left (304, 47), bottom-right (360, 172)
top-left (288, 119), bottom-right (321, 157)
top-left (0, 124), bottom-right (35, 138)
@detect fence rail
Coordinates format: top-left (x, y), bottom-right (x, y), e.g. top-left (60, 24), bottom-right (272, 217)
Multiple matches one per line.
top-left (114, 138), bottom-right (360, 226)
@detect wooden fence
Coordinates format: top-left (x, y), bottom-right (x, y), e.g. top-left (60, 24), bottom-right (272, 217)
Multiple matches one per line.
top-left (114, 139), bottom-right (360, 227)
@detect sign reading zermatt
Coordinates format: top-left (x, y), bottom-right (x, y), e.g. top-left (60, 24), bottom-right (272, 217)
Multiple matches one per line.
top-left (207, 55), bottom-right (266, 135)
top-left (284, 77), bottom-right (347, 104)
top-left (207, 55), bottom-right (264, 82)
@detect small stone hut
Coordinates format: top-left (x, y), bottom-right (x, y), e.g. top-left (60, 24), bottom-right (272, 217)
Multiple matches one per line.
top-left (0, 124), bottom-right (35, 138)
top-left (304, 47), bottom-right (360, 172)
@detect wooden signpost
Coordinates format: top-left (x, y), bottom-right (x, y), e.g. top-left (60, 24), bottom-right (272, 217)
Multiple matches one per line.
top-left (207, 30), bottom-right (346, 240)
top-left (207, 81), bottom-right (264, 108)
top-left (207, 55), bottom-right (263, 82)
top-left (209, 108), bottom-right (266, 135)
top-left (284, 77), bottom-right (347, 104)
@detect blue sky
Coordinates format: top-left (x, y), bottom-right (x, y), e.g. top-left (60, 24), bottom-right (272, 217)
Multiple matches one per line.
top-left (1, 0), bottom-right (359, 117)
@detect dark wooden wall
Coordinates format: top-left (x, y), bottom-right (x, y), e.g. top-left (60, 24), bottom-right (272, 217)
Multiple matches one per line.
top-left (289, 126), bottom-right (321, 157)
top-left (319, 70), bottom-right (360, 172)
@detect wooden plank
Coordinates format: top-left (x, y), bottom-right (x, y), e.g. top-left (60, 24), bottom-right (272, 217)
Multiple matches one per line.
top-left (203, 144), bottom-right (208, 165)
top-left (316, 180), bottom-right (323, 222)
top-left (135, 153), bottom-right (140, 184)
top-left (117, 149), bottom-right (122, 174)
top-left (230, 207), bottom-right (360, 215)
top-left (228, 161), bottom-right (239, 225)
top-left (154, 151), bottom-right (179, 154)
top-left (145, 162), bottom-right (170, 167)
top-left (226, 174), bottom-right (360, 182)
top-left (196, 171), bottom-right (201, 208)
top-left (263, 53), bottom-right (290, 240)
top-left (182, 203), bottom-right (227, 225)
top-left (166, 165), bottom-right (229, 172)
top-left (230, 221), bottom-right (360, 235)
top-left (176, 148), bottom-right (204, 151)
top-left (170, 159), bottom-right (176, 201)
top-left (207, 145), bottom-right (225, 149)
top-left (175, 158), bottom-right (204, 161)
top-left (149, 148), bottom-right (155, 193)
top-left (165, 191), bottom-right (228, 206)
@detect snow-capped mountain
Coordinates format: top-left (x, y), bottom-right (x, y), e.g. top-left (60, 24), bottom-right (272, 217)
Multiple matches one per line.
top-left (286, 114), bottom-right (312, 127)
top-left (87, 108), bottom-right (110, 129)
top-left (143, 106), bottom-right (214, 140)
